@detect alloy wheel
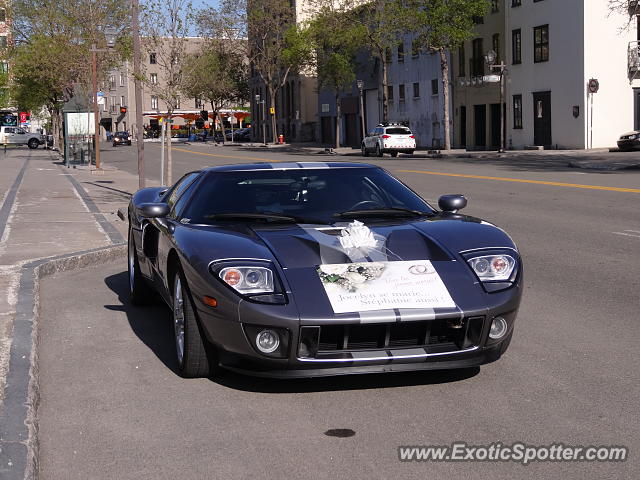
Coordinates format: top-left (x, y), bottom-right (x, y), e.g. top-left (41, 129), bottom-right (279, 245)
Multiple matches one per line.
top-left (173, 276), bottom-right (185, 365)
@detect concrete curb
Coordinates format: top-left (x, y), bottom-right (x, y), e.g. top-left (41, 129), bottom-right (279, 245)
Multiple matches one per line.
top-left (0, 243), bottom-right (126, 480)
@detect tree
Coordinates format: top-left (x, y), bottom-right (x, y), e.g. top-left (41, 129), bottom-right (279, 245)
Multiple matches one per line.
top-left (190, 0), bottom-right (250, 142)
top-left (182, 49), bottom-right (249, 142)
top-left (247, 0), bottom-right (309, 143)
top-left (141, 0), bottom-right (192, 185)
top-left (10, 0), bottom-right (130, 149)
top-left (302, 3), bottom-right (365, 148)
top-left (410, 0), bottom-right (490, 149)
top-left (335, 0), bottom-right (411, 124)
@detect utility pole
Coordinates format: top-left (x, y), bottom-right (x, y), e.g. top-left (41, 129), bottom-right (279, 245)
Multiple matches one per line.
top-left (132, 0), bottom-right (145, 189)
top-left (91, 46), bottom-right (101, 169)
top-left (357, 79), bottom-right (366, 142)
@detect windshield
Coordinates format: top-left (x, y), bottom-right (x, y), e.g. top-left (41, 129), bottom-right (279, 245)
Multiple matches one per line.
top-left (181, 167), bottom-right (434, 224)
top-left (385, 127), bottom-right (412, 135)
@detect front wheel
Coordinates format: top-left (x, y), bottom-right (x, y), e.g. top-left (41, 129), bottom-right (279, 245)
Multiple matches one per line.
top-left (361, 143), bottom-right (369, 157)
top-left (128, 227), bottom-right (154, 305)
top-left (390, 151), bottom-right (398, 157)
top-left (173, 270), bottom-right (216, 378)
top-left (27, 139), bottom-right (39, 149)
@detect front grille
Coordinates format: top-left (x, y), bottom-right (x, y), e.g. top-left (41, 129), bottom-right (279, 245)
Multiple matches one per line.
top-left (314, 317), bottom-right (483, 354)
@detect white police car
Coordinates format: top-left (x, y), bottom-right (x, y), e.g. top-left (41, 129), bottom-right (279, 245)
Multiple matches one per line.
top-left (361, 123), bottom-right (416, 157)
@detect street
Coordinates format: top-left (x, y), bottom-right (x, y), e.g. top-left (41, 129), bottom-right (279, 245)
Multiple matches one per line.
top-left (27, 144), bottom-right (640, 479)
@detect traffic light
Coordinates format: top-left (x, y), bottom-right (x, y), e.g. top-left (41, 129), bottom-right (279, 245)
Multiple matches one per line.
top-left (120, 106), bottom-right (127, 114)
top-left (200, 110), bottom-right (208, 120)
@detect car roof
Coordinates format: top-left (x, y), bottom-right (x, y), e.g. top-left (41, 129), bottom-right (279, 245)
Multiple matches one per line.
top-left (202, 162), bottom-right (381, 173)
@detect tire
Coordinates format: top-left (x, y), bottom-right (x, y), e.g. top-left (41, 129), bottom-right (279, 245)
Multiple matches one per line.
top-left (375, 144), bottom-right (383, 157)
top-left (361, 143), bottom-right (369, 157)
top-left (27, 139), bottom-right (39, 149)
top-left (128, 227), bottom-right (155, 305)
top-left (172, 269), bottom-right (216, 378)
top-left (390, 151), bottom-right (398, 157)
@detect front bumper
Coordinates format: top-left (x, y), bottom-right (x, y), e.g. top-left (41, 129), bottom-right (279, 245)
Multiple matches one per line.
top-left (193, 294), bottom-right (520, 378)
top-left (617, 139), bottom-right (640, 150)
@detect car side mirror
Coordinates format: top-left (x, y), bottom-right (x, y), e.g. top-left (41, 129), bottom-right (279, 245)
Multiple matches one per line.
top-left (137, 203), bottom-right (169, 218)
top-left (438, 194), bottom-right (467, 213)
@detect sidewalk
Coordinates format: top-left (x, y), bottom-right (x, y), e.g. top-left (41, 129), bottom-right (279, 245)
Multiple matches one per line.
top-left (0, 148), bottom-right (142, 413)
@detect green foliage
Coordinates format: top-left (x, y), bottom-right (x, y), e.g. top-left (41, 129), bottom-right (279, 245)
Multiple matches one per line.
top-left (409, 0), bottom-right (490, 50)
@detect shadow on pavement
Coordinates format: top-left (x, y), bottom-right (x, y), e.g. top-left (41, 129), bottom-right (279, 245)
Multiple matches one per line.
top-left (104, 270), bottom-right (180, 376)
top-left (104, 270), bottom-right (480, 393)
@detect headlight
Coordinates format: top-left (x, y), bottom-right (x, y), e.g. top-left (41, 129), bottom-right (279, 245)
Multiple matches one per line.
top-left (219, 266), bottom-right (274, 294)
top-left (467, 254), bottom-right (516, 281)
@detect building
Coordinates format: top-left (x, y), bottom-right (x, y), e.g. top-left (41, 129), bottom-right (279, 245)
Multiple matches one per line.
top-left (102, 37), bottom-right (248, 137)
top-left (454, 0), bottom-right (637, 150)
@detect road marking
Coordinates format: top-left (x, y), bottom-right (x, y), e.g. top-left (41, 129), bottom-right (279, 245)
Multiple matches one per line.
top-left (171, 146), bottom-right (279, 163)
top-left (612, 231), bottom-right (640, 238)
top-left (397, 169), bottom-right (640, 194)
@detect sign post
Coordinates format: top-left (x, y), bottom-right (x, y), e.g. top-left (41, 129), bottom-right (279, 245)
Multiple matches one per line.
top-left (587, 79), bottom-right (599, 149)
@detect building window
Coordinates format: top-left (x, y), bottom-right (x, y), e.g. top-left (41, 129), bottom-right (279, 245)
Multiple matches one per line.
top-left (387, 85), bottom-right (394, 101)
top-left (119, 73), bottom-right (125, 86)
top-left (512, 29), bottom-right (522, 64)
top-left (121, 95), bottom-right (126, 107)
top-left (149, 52), bottom-right (157, 64)
top-left (398, 84), bottom-right (405, 101)
top-left (195, 98), bottom-right (203, 108)
top-left (413, 82), bottom-right (420, 98)
top-left (151, 96), bottom-right (158, 110)
top-left (458, 45), bottom-right (465, 77)
top-left (513, 95), bottom-right (523, 129)
top-left (491, 0), bottom-right (499, 13)
top-left (411, 39), bottom-right (420, 58)
top-left (534, 25), bottom-right (549, 63)
top-left (472, 16), bottom-right (484, 24)
top-left (0, 36), bottom-right (8, 49)
top-left (150, 73), bottom-right (157, 85)
top-left (109, 75), bottom-right (116, 90)
top-left (0, 9), bottom-right (6, 22)
top-left (492, 33), bottom-right (500, 62)
top-left (431, 79), bottom-right (438, 95)
top-left (0, 61), bottom-right (8, 74)
top-left (110, 96), bottom-right (117, 113)
top-left (471, 38), bottom-right (484, 76)
top-left (397, 42), bottom-right (404, 63)
top-left (512, 0), bottom-right (521, 6)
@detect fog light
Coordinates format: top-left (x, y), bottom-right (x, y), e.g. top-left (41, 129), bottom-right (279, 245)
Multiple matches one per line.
top-left (256, 329), bottom-right (280, 354)
top-left (489, 317), bottom-right (508, 340)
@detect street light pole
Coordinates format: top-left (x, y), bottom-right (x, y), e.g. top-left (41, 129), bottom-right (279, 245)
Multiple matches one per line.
top-left (484, 49), bottom-right (506, 153)
top-left (91, 45), bottom-right (101, 169)
top-left (357, 79), bottom-right (365, 142)
top-left (89, 28), bottom-right (117, 170)
top-left (132, 0), bottom-right (145, 189)
top-left (256, 94), bottom-right (266, 145)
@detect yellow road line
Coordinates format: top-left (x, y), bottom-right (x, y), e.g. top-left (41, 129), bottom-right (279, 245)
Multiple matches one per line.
top-left (171, 146), bottom-right (278, 163)
top-left (397, 169), bottom-right (640, 194)
top-left (162, 145), bottom-right (640, 194)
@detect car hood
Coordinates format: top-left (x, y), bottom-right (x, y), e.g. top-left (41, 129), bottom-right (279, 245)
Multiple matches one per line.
top-left (177, 215), bottom-right (517, 320)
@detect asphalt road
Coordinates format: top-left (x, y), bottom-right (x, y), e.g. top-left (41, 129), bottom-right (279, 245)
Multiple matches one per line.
top-left (36, 144), bottom-right (640, 479)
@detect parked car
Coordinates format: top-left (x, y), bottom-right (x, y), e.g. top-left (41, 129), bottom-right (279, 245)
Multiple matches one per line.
top-left (617, 131), bottom-right (640, 151)
top-left (362, 123), bottom-right (416, 157)
top-left (127, 162), bottom-right (522, 378)
top-left (232, 127), bottom-right (252, 142)
top-left (0, 126), bottom-right (45, 149)
top-left (112, 131), bottom-right (132, 146)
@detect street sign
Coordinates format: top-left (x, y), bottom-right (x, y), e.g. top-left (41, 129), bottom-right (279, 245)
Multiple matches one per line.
top-left (269, 107), bottom-right (275, 115)
top-left (588, 78), bottom-right (599, 94)
top-left (229, 115), bottom-right (237, 125)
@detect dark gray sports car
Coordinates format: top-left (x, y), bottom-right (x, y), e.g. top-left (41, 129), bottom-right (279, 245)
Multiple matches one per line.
top-left (128, 162), bottom-right (522, 378)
